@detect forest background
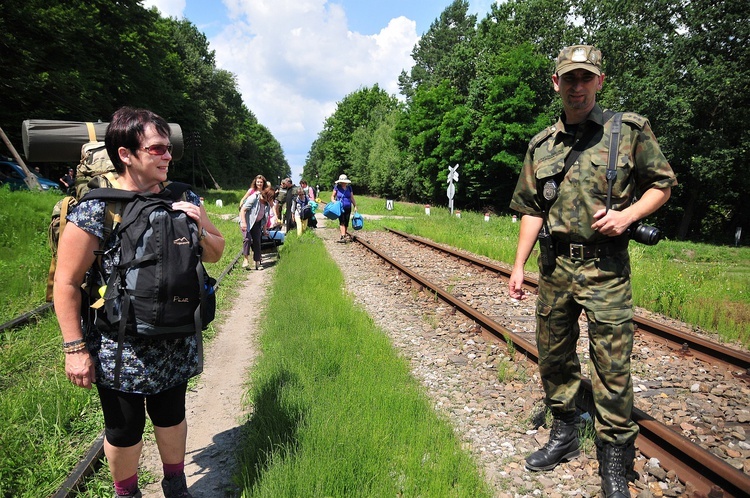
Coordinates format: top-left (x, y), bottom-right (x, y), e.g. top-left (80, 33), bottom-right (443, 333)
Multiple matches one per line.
top-left (1, 0), bottom-right (748, 244)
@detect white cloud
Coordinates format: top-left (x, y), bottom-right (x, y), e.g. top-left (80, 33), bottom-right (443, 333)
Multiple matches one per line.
top-left (141, 0), bottom-right (186, 18)
top-left (139, 0), bottom-right (419, 179)
top-left (124, 1), bottom-right (511, 181)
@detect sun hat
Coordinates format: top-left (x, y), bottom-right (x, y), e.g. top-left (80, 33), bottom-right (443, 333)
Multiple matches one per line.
top-left (555, 45), bottom-right (602, 76)
top-left (336, 174), bottom-right (351, 184)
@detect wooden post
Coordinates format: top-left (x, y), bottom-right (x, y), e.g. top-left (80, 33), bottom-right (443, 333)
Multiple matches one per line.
top-left (0, 125), bottom-right (42, 191)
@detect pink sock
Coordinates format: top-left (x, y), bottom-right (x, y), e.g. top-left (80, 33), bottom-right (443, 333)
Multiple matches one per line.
top-left (114, 473), bottom-right (138, 496)
top-left (163, 461), bottom-right (185, 479)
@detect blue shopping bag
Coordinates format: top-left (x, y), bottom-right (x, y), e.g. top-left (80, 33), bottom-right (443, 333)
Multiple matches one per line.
top-left (323, 200), bottom-right (342, 220)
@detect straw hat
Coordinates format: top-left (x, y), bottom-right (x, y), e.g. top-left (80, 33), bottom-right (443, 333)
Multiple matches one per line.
top-left (336, 174), bottom-right (351, 184)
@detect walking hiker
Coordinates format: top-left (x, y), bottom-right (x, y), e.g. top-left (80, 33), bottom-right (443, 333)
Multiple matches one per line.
top-left (239, 174), bottom-right (267, 269)
top-left (239, 175), bottom-right (271, 270)
top-left (331, 174), bottom-right (356, 242)
top-left (507, 45), bottom-right (676, 498)
top-left (292, 184), bottom-right (311, 236)
top-left (53, 107), bottom-right (225, 498)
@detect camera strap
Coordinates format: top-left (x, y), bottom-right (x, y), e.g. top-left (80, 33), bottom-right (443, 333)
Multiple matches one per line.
top-left (541, 111), bottom-right (617, 228)
top-left (605, 112), bottom-right (623, 213)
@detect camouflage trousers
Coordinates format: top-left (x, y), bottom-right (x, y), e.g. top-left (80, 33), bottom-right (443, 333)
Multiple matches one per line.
top-left (535, 249), bottom-right (638, 445)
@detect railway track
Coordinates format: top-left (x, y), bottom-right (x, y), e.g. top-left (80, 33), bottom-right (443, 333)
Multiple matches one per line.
top-left (384, 227), bottom-right (750, 375)
top-left (354, 229), bottom-right (750, 498)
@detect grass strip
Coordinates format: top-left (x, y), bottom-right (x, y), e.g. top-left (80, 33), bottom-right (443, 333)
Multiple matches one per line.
top-left (0, 188), bottom-right (246, 497)
top-left (236, 232), bottom-right (493, 498)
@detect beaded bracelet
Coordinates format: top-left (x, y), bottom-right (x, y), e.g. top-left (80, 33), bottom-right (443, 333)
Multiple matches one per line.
top-left (64, 343), bottom-right (87, 354)
top-left (63, 341), bottom-right (87, 354)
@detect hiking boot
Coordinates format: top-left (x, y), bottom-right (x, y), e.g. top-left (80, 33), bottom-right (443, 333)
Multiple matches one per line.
top-left (525, 417), bottom-right (580, 471)
top-left (596, 440), bottom-right (635, 498)
top-left (162, 473), bottom-right (192, 498)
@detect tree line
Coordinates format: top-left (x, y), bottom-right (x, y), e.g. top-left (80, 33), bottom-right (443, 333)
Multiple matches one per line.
top-left (303, 0), bottom-right (749, 243)
top-left (0, 0), bottom-right (289, 190)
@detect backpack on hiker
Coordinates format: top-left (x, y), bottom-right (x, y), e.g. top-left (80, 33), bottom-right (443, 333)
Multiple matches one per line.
top-left (81, 184), bottom-right (216, 387)
top-left (82, 183), bottom-right (216, 340)
top-left (46, 141), bottom-right (123, 302)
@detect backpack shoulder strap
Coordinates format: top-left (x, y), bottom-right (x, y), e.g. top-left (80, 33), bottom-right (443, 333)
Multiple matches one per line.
top-left (80, 187), bottom-right (139, 203)
top-left (162, 181), bottom-right (192, 201)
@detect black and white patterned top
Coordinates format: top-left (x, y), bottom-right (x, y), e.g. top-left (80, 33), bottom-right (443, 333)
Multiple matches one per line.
top-left (67, 190), bottom-right (203, 394)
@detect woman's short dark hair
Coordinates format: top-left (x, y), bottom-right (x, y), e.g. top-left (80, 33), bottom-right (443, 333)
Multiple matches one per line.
top-left (105, 106), bottom-right (171, 173)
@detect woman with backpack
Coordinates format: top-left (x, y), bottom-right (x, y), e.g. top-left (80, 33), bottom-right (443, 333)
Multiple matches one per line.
top-left (239, 174), bottom-right (271, 270)
top-left (292, 185), bottom-right (311, 236)
top-left (239, 174), bottom-right (268, 269)
top-left (331, 174), bottom-right (357, 242)
top-left (53, 107), bottom-right (225, 498)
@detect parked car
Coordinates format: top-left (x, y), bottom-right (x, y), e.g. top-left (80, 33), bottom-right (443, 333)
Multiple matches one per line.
top-left (0, 158), bottom-right (61, 191)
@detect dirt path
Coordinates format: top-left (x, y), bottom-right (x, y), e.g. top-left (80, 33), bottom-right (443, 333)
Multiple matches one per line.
top-left (139, 258), bottom-right (269, 497)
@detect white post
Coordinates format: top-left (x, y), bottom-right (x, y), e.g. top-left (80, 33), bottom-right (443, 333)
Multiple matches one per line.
top-left (447, 164), bottom-right (459, 215)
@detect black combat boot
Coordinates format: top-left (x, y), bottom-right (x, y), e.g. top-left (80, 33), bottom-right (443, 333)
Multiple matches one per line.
top-left (525, 416), bottom-right (580, 471)
top-left (596, 440), bottom-right (635, 498)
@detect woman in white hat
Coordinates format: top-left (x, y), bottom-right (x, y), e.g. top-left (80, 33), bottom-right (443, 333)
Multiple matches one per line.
top-left (331, 174), bottom-right (357, 242)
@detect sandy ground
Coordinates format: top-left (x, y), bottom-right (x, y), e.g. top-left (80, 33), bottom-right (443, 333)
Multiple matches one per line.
top-left (139, 255), bottom-right (271, 497)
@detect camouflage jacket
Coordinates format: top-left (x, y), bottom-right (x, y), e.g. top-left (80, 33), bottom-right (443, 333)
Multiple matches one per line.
top-left (510, 104), bottom-right (677, 243)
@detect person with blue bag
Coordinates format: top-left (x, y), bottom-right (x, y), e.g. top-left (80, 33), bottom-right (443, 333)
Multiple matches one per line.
top-left (331, 174), bottom-right (357, 243)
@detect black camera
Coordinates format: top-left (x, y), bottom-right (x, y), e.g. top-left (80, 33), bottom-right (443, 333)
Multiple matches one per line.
top-left (629, 222), bottom-right (662, 245)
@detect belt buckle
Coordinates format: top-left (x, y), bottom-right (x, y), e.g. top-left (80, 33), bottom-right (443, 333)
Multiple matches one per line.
top-left (569, 243), bottom-right (585, 260)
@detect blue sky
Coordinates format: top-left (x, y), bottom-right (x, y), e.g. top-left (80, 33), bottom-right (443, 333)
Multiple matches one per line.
top-left (142, 0), bottom-right (498, 184)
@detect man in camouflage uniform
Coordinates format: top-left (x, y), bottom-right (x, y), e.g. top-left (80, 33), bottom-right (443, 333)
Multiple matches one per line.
top-left (508, 45), bottom-right (677, 498)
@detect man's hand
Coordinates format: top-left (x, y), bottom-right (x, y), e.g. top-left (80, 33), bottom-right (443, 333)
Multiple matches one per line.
top-left (591, 208), bottom-right (634, 236)
top-left (508, 267), bottom-right (528, 300)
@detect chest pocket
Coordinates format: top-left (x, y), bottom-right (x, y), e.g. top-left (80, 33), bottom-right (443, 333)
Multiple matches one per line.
top-left (534, 154), bottom-right (565, 181)
top-left (589, 150), bottom-right (634, 209)
top-left (533, 148), bottom-right (566, 202)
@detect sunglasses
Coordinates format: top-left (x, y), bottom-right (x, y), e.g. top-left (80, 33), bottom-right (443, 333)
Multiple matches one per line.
top-left (140, 143), bottom-right (173, 156)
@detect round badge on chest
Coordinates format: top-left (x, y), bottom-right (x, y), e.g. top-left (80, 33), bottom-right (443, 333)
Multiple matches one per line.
top-left (542, 179), bottom-right (558, 202)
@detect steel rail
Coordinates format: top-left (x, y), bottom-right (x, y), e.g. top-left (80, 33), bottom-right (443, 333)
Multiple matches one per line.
top-left (356, 234), bottom-right (750, 498)
top-left (384, 227), bottom-right (750, 373)
top-left (0, 302), bottom-right (54, 333)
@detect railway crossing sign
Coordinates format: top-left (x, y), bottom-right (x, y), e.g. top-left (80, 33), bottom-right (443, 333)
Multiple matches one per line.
top-left (447, 164), bottom-right (459, 215)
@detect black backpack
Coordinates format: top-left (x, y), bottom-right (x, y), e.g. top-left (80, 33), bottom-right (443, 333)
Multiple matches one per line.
top-left (80, 183), bottom-right (216, 385)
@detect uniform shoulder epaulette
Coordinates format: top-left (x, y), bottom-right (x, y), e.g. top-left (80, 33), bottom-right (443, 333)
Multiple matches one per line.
top-left (620, 112), bottom-right (648, 129)
top-left (528, 125), bottom-right (556, 150)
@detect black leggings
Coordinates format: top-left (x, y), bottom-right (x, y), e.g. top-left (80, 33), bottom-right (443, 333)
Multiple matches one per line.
top-left (97, 382), bottom-right (188, 447)
top-left (339, 206), bottom-right (352, 229)
top-left (249, 219), bottom-right (263, 262)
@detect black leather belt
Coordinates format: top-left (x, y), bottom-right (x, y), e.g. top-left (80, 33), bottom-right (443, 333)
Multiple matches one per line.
top-left (555, 237), bottom-right (628, 260)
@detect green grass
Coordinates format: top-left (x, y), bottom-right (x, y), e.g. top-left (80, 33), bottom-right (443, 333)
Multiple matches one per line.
top-left (354, 196), bottom-right (750, 347)
top-left (0, 186), bottom-right (247, 496)
top-left (0, 186), bottom-right (62, 321)
top-left (236, 232), bottom-right (492, 497)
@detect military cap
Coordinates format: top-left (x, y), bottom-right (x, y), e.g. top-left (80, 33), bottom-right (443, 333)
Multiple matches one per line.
top-left (555, 45), bottom-right (602, 76)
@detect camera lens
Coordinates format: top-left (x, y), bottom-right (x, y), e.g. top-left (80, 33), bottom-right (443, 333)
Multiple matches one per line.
top-left (632, 223), bottom-right (662, 245)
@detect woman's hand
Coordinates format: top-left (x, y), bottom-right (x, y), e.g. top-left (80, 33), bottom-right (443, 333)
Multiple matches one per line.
top-left (65, 350), bottom-right (96, 389)
top-left (173, 200), bottom-right (202, 224)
